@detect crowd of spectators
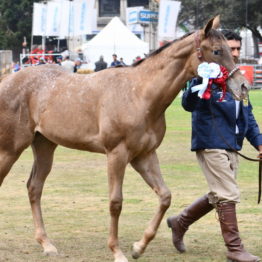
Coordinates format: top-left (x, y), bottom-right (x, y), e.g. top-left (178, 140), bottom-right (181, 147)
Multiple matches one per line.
top-left (14, 46), bottom-right (145, 74)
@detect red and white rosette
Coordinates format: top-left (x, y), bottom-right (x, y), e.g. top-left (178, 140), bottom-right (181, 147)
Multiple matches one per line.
top-left (192, 62), bottom-right (229, 101)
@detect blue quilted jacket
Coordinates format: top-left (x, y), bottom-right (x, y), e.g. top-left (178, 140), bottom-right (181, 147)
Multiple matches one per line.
top-left (182, 78), bottom-right (262, 151)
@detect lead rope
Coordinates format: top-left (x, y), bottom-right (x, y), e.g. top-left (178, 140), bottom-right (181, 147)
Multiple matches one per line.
top-left (259, 161), bottom-right (262, 203)
top-left (208, 100), bottom-right (262, 204)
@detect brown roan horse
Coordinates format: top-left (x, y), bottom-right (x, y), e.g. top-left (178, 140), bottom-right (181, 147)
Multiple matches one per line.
top-left (0, 16), bottom-right (249, 262)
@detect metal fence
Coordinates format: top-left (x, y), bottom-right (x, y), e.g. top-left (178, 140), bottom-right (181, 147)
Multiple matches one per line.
top-left (238, 64), bottom-right (262, 89)
top-left (253, 65), bottom-right (262, 89)
top-left (0, 50), bottom-right (13, 76)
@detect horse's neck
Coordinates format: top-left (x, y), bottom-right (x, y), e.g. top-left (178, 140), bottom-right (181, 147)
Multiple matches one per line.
top-left (138, 35), bottom-right (196, 117)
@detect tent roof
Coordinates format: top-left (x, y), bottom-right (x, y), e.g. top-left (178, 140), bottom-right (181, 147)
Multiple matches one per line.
top-left (82, 17), bottom-right (149, 66)
top-left (84, 16), bottom-right (148, 49)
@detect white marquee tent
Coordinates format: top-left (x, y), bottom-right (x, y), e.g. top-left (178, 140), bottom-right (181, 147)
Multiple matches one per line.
top-left (82, 17), bottom-right (149, 68)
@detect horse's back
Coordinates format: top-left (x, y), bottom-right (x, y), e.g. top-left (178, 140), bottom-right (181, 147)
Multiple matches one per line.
top-left (0, 65), bottom-right (156, 154)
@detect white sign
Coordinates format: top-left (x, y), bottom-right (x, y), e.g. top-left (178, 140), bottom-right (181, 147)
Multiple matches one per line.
top-left (158, 0), bottom-right (181, 40)
top-left (126, 7), bottom-right (144, 25)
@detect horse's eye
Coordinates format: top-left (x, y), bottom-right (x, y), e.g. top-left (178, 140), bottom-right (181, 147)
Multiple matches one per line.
top-left (213, 50), bottom-right (223, 55)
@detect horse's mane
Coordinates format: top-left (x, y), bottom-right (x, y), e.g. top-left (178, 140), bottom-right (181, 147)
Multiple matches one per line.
top-left (206, 28), bottom-right (225, 41)
top-left (132, 32), bottom-right (194, 67)
top-left (132, 29), bottom-right (225, 67)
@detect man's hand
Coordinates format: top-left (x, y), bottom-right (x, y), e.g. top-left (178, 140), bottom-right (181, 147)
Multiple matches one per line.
top-left (258, 145), bottom-right (262, 159)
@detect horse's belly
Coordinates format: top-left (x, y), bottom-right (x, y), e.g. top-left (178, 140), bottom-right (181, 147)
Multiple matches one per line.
top-left (36, 116), bottom-right (105, 153)
top-left (39, 129), bottom-right (105, 153)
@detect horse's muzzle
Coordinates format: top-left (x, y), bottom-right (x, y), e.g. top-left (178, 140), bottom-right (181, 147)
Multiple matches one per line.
top-left (239, 82), bottom-right (249, 100)
top-left (229, 79), bottom-right (250, 101)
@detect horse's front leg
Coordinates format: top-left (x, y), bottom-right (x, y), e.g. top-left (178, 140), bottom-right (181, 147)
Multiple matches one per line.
top-left (107, 143), bottom-right (129, 262)
top-left (130, 150), bottom-right (171, 259)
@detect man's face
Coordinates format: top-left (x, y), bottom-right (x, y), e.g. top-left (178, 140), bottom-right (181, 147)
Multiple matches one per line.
top-left (226, 39), bottom-right (241, 63)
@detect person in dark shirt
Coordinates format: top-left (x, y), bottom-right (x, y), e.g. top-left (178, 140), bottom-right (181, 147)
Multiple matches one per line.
top-left (110, 54), bottom-right (121, 67)
top-left (94, 56), bottom-right (107, 72)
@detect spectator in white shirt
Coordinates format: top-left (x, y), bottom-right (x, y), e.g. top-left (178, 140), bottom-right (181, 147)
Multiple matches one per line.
top-left (61, 56), bottom-right (75, 73)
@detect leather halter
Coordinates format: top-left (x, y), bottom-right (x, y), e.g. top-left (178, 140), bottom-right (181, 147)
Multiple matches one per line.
top-left (194, 31), bottom-right (203, 60)
top-left (228, 66), bottom-right (240, 78)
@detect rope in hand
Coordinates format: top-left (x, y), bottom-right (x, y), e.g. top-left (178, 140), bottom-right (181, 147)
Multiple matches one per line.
top-left (237, 151), bottom-right (262, 204)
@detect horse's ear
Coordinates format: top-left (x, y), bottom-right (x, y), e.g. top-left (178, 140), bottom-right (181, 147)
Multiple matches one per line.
top-left (204, 15), bottom-right (220, 37)
top-left (212, 15), bottom-right (220, 29)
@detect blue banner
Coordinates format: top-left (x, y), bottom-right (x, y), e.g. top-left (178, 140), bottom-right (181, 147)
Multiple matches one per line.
top-left (138, 10), bottom-right (158, 23)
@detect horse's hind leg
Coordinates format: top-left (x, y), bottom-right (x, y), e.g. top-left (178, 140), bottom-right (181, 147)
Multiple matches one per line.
top-left (27, 133), bottom-right (58, 256)
top-left (130, 150), bottom-right (171, 259)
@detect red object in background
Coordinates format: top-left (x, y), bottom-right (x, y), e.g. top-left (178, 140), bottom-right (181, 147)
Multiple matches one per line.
top-left (239, 65), bottom-right (254, 84)
top-left (159, 40), bottom-right (171, 47)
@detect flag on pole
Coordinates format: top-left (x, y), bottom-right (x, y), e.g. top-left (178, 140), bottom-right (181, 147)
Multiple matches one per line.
top-left (74, 0), bottom-right (95, 35)
top-left (158, 0), bottom-right (181, 41)
top-left (32, 0), bottom-right (97, 38)
top-left (32, 3), bottom-right (47, 36)
top-left (46, 1), bottom-right (62, 36)
top-left (59, 0), bottom-right (71, 38)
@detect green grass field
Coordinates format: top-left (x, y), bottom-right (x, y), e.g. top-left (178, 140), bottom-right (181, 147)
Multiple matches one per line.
top-left (0, 90), bottom-right (262, 262)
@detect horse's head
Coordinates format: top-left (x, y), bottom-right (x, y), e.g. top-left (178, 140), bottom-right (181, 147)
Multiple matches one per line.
top-left (192, 16), bottom-right (249, 100)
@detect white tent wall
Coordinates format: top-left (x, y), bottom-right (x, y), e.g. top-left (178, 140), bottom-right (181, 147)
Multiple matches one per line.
top-left (82, 17), bottom-right (149, 68)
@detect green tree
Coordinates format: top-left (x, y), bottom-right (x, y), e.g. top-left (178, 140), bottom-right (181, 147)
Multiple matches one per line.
top-left (178, 0), bottom-right (262, 57)
top-left (0, 0), bottom-right (41, 61)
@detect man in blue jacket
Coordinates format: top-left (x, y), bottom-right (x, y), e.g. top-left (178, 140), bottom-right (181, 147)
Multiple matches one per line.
top-left (167, 31), bottom-right (262, 262)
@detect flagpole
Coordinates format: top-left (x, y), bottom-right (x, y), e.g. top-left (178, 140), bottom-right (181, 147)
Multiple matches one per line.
top-left (31, 4), bottom-right (35, 52)
top-left (68, 0), bottom-right (73, 58)
top-left (42, 1), bottom-right (48, 58)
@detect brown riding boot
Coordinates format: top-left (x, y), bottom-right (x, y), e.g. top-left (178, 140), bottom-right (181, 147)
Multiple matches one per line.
top-left (167, 194), bottom-right (214, 252)
top-left (217, 202), bottom-right (261, 262)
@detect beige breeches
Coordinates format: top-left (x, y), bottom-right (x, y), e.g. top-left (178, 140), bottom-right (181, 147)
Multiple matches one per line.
top-left (196, 149), bottom-right (240, 205)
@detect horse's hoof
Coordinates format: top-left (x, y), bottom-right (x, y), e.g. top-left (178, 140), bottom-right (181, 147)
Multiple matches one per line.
top-left (43, 244), bottom-right (58, 256)
top-left (131, 242), bottom-right (144, 259)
